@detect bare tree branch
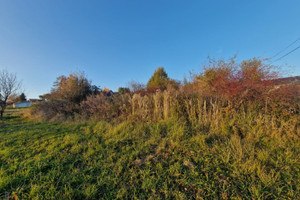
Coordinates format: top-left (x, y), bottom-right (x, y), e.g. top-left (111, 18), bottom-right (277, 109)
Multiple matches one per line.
top-left (0, 70), bottom-right (21, 119)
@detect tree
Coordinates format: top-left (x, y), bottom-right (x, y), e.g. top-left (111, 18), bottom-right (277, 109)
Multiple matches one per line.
top-left (0, 70), bottom-right (21, 120)
top-left (118, 87), bottom-right (131, 94)
top-left (49, 72), bottom-right (99, 104)
top-left (19, 93), bottom-right (26, 102)
top-left (146, 67), bottom-right (168, 90)
top-left (146, 67), bottom-right (179, 91)
top-left (128, 81), bottom-right (145, 93)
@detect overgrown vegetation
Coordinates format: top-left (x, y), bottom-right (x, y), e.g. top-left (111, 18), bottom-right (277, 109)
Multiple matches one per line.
top-left (29, 58), bottom-right (299, 122)
top-left (1, 57), bottom-right (299, 199)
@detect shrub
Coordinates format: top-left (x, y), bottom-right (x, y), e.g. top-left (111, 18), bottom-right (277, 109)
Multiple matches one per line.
top-left (192, 58), bottom-right (282, 105)
top-left (29, 100), bottom-right (76, 121)
top-left (118, 87), bottom-right (131, 94)
top-left (80, 93), bottom-right (132, 121)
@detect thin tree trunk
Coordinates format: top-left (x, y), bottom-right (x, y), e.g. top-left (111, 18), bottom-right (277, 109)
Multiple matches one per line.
top-left (0, 110), bottom-right (3, 120)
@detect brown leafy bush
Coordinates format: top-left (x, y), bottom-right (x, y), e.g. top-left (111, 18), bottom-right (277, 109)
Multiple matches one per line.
top-left (29, 100), bottom-right (76, 121)
top-left (267, 84), bottom-right (300, 116)
top-left (80, 93), bottom-right (132, 121)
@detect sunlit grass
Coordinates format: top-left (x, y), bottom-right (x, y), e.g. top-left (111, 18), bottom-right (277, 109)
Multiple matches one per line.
top-left (0, 108), bottom-right (299, 199)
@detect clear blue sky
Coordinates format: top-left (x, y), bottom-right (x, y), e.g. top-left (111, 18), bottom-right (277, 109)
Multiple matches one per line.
top-left (1, 0), bottom-right (300, 98)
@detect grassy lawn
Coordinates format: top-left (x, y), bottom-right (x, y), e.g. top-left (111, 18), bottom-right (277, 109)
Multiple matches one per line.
top-left (0, 108), bottom-right (299, 199)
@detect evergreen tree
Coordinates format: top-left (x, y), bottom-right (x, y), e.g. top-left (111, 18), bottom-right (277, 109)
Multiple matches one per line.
top-left (146, 67), bottom-right (169, 90)
top-left (19, 93), bottom-right (26, 102)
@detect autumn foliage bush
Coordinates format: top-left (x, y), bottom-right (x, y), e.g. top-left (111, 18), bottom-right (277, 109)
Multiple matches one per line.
top-left (30, 100), bottom-right (76, 121)
top-left (192, 58), bottom-right (281, 104)
top-left (29, 72), bottom-right (100, 120)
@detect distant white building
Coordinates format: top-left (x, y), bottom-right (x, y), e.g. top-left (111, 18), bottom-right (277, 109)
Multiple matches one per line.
top-left (13, 102), bottom-right (32, 108)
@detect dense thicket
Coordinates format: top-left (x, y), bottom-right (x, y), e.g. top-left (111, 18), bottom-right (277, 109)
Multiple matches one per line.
top-left (29, 58), bottom-right (299, 122)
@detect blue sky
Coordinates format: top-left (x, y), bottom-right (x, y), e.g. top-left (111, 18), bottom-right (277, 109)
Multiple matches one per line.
top-left (0, 0), bottom-right (300, 98)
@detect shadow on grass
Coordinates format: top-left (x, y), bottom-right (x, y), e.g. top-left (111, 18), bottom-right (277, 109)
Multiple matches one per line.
top-left (2, 115), bottom-right (18, 120)
top-left (205, 134), bottom-right (228, 147)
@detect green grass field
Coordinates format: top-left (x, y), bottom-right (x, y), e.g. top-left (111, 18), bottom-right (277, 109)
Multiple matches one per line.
top-left (0, 108), bottom-right (299, 199)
